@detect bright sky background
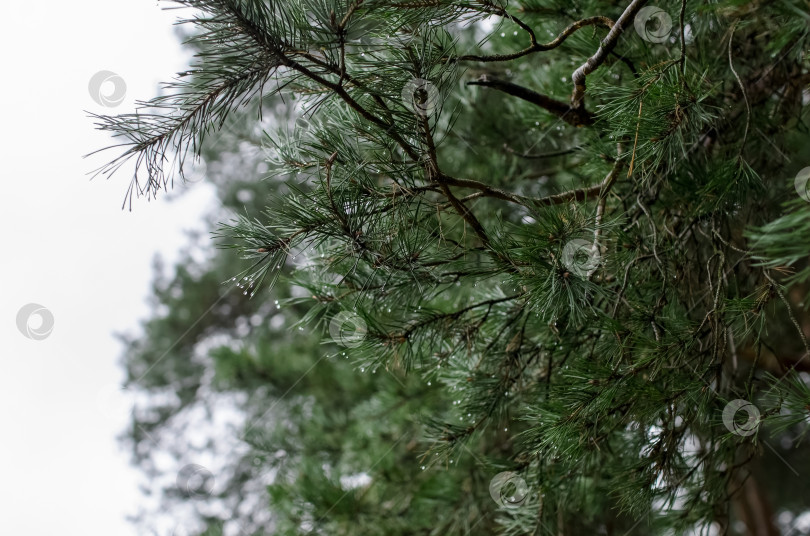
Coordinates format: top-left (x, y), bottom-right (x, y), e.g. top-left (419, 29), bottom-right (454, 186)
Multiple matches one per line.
top-left (0, 1), bottom-right (216, 534)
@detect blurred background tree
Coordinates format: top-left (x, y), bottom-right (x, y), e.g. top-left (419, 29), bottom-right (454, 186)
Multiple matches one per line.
top-left (97, 1), bottom-right (810, 534)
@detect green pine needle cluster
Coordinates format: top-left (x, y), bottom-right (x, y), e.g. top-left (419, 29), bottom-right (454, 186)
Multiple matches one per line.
top-left (95, 0), bottom-right (810, 534)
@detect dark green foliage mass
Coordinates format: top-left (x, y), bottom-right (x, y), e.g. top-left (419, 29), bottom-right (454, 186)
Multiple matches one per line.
top-left (96, 1), bottom-right (810, 534)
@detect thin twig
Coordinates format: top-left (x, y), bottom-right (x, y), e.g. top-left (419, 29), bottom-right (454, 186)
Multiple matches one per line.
top-left (450, 16), bottom-right (614, 63)
top-left (468, 76), bottom-right (594, 127)
top-left (588, 151), bottom-right (625, 277)
top-left (570, 0), bottom-right (649, 110)
top-left (728, 21), bottom-right (751, 160)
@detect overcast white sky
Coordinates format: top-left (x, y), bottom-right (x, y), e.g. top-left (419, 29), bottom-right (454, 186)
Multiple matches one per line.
top-left (0, 2), bottom-right (216, 534)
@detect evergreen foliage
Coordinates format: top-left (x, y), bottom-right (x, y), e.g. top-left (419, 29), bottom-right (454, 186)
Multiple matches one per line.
top-left (95, 1), bottom-right (810, 534)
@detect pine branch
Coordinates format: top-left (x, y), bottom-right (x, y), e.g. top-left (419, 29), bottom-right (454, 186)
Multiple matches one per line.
top-left (452, 15), bottom-right (615, 63)
top-left (570, 0), bottom-right (649, 110)
top-left (468, 76), bottom-right (594, 127)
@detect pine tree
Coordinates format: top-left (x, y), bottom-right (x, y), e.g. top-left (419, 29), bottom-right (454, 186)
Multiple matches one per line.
top-left (94, 1), bottom-right (810, 534)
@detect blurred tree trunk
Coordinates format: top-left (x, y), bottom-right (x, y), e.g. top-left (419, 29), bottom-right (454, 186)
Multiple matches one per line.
top-left (732, 474), bottom-right (779, 536)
